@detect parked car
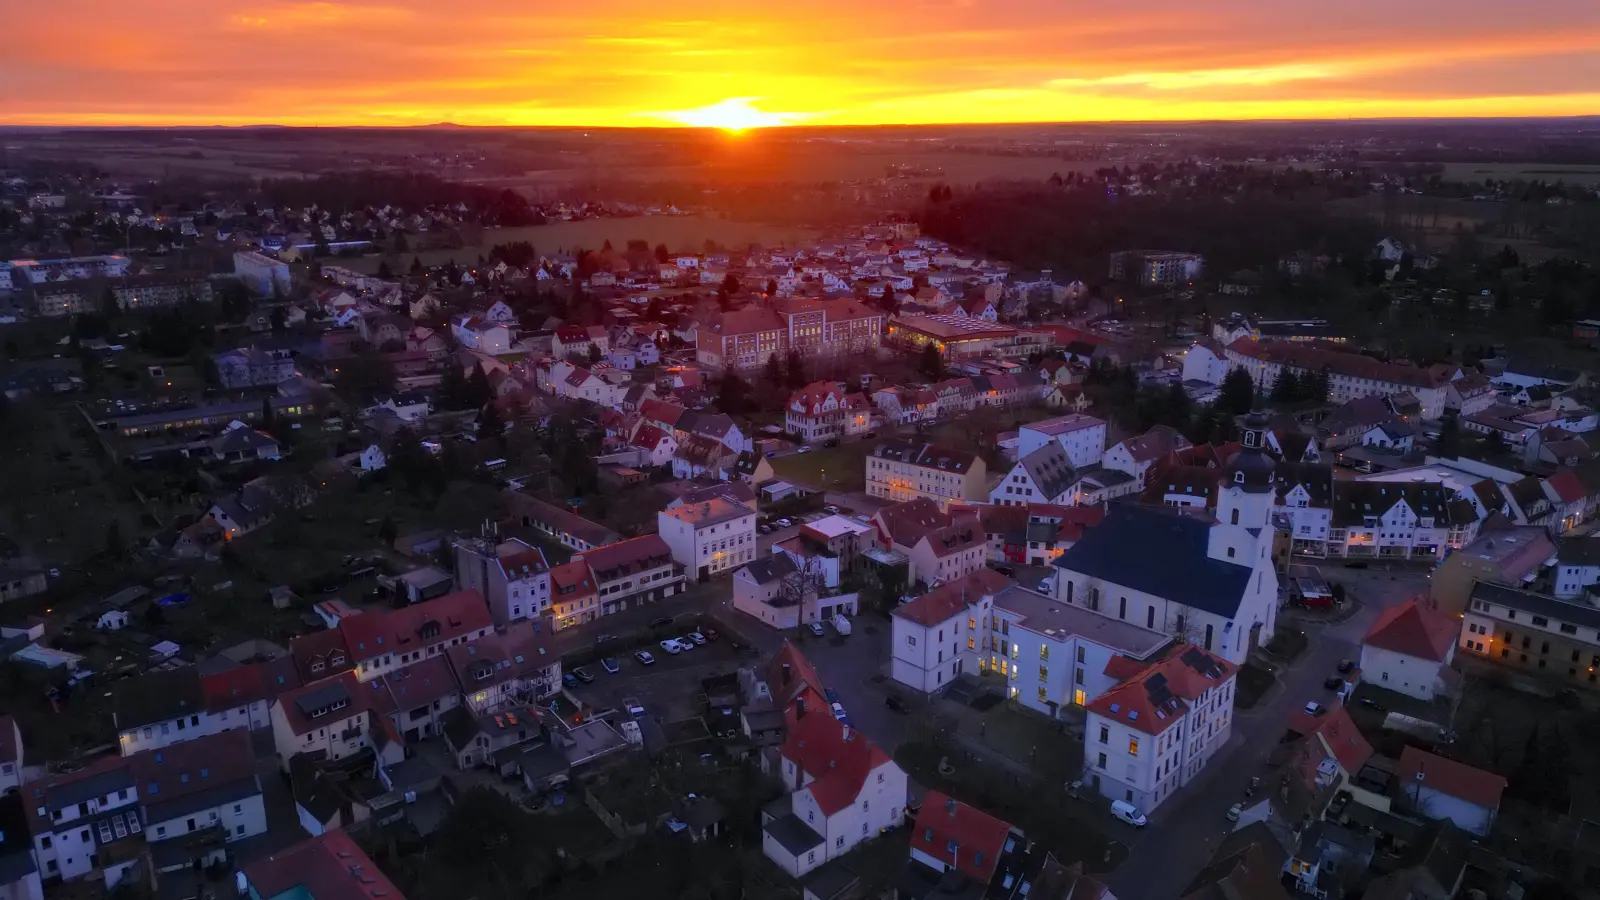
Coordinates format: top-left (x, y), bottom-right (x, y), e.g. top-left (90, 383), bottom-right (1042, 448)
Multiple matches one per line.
top-left (634, 650), bottom-right (656, 665)
top-left (823, 505), bottom-right (840, 514)
top-left (829, 702), bottom-right (851, 725)
top-left (1110, 800), bottom-right (1147, 827)
top-left (807, 621), bottom-right (825, 637)
top-left (854, 515), bottom-right (871, 523)
top-left (824, 687), bottom-right (840, 703)
top-left (1358, 697), bottom-right (1386, 712)
top-left (991, 564), bottom-right (1015, 577)
top-left (703, 626), bottom-right (720, 641)
top-left (574, 667), bottom-right (596, 684)
top-left (1036, 577), bottom-right (1054, 593)
top-left (797, 446), bottom-right (812, 454)
top-left (1337, 659), bottom-right (1355, 674)
top-left (686, 631), bottom-right (707, 645)
top-left (1303, 701), bottom-right (1325, 716)
top-left (1226, 803), bottom-right (1242, 822)
top-left (660, 639), bottom-right (684, 654)
top-left (777, 518), bottom-right (794, 528)
top-left (885, 693), bottom-right (910, 714)
top-left (601, 657), bottom-right (621, 675)
top-left (831, 614), bottom-right (852, 636)
top-left (1323, 676), bottom-right (1344, 691)
top-left (562, 673), bottom-right (579, 689)
top-left (623, 697), bottom-right (646, 718)
top-left (676, 635), bottom-right (697, 650)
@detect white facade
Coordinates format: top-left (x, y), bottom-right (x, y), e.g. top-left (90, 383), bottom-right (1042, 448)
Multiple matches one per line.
top-left (657, 503), bottom-right (757, 580)
top-left (1017, 416), bottom-right (1107, 468)
top-left (30, 783), bottom-right (141, 882)
top-left (1181, 342), bottom-right (1229, 385)
top-left (1083, 671), bottom-right (1235, 812)
top-left (233, 251), bottom-right (290, 297)
top-left (890, 601), bottom-right (984, 693)
top-left (452, 539), bottom-right (552, 626)
top-left (146, 791), bottom-right (267, 844)
top-left (118, 705), bottom-right (257, 757)
top-left (1359, 643), bottom-right (1453, 701)
top-left (269, 703), bottom-right (369, 772)
top-left (988, 458), bottom-right (1077, 507)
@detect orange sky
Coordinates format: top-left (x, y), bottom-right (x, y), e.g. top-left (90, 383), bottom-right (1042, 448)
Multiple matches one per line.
top-left (4, 0), bottom-right (1600, 126)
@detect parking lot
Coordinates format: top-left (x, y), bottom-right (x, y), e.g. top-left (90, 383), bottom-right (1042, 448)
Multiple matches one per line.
top-left (564, 630), bottom-right (758, 724)
top-left (755, 507), bottom-right (874, 554)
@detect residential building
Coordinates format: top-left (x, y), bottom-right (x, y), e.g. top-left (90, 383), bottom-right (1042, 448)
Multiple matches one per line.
top-left (500, 490), bottom-right (620, 551)
top-left (131, 730), bottom-right (267, 850)
top-left (989, 443), bottom-right (1080, 507)
top-left (1394, 747), bottom-right (1506, 837)
top-left (269, 673), bottom-right (385, 773)
top-left (233, 251), bottom-right (290, 296)
top-left (451, 316), bottom-right (513, 355)
top-left (0, 558), bottom-right (47, 604)
top-left (1103, 425), bottom-right (1192, 489)
top-left (1083, 644), bottom-right (1236, 812)
top-left (0, 716), bottom-right (23, 795)
top-left (890, 570), bottom-right (1011, 693)
top-left (548, 560), bottom-right (599, 630)
top-left (338, 589), bottom-right (494, 682)
top-left (1554, 535), bottom-right (1600, 600)
top-left (1430, 526), bottom-right (1554, 617)
top-left (657, 496), bottom-right (758, 580)
top-left (23, 755), bottom-right (144, 884)
top-left (575, 535), bottom-right (686, 616)
top-left (214, 347), bottom-right (295, 389)
top-left (733, 554), bottom-right (844, 630)
top-left (1109, 250), bottom-right (1204, 285)
top-left (785, 381), bottom-right (873, 443)
top-left (1180, 339), bottom-right (1230, 386)
top-left (1460, 581), bottom-right (1600, 690)
top-left (1017, 414), bottom-right (1108, 468)
top-left (112, 274), bottom-right (215, 311)
top-left (112, 667), bottom-right (252, 756)
top-left (1359, 598), bottom-right (1457, 701)
top-left (0, 794), bottom-right (42, 900)
top-left (240, 830), bottom-right (406, 900)
top-left (865, 441), bottom-right (987, 510)
top-left (451, 537), bottom-right (551, 625)
top-left (906, 791), bottom-right (1017, 886)
top-left (1222, 339), bottom-right (1452, 419)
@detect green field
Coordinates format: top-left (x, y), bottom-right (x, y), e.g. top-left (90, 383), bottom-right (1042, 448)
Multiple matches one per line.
top-left (345, 215), bottom-right (820, 272)
top-left (1434, 162), bottom-right (1600, 185)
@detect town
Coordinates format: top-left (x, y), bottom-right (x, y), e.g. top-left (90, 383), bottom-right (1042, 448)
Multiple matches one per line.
top-left (1, 131), bottom-right (1599, 900)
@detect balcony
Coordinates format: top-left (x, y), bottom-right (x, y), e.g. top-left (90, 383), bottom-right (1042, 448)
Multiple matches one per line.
top-left (339, 727), bottom-right (363, 742)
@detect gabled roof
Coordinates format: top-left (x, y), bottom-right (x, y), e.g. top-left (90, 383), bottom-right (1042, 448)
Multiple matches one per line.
top-left (580, 534), bottom-right (674, 581)
top-left (275, 671), bottom-right (371, 737)
top-left (912, 791), bottom-right (1013, 883)
top-left (1017, 443), bottom-right (1078, 501)
top-left (876, 497), bottom-right (953, 547)
top-left (893, 569), bottom-right (1011, 627)
top-left (1546, 468), bottom-right (1587, 504)
top-left (780, 707), bottom-right (892, 816)
top-left (1362, 598), bottom-right (1456, 662)
top-left (871, 440), bottom-right (979, 474)
top-left (1054, 505), bottom-right (1254, 619)
top-left (130, 729), bottom-right (260, 824)
top-left (1287, 705), bottom-right (1373, 775)
top-left (113, 667), bottom-right (206, 730)
top-left (1116, 424), bottom-right (1191, 463)
top-left (242, 830), bottom-right (405, 900)
top-left (1086, 644), bottom-right (1236, 736)
top-left (1396, 747), bottom-right (1506, 810)
top-left (338, 589), bottom-right (490, 660)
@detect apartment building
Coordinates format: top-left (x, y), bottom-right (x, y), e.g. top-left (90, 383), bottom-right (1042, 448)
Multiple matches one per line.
top-left (891, 570), bottom-right (1011, 692)
top-left (1461, 581), bottom-right (1600, 692)
top-left (1017, 414), bottom-right (1108, 468)
top-left (336, 589), bottom-right (495, 682)
top-left (233, 251), bottom-right (291, 296)
top-left (548, 560), bottom-right (600, 630)
top-left (501, 490), bottom-right (621, 552)
top-left (214, 347), bottom-right (295, 389)
top-left (132, 730), bottom-right (268, 849)
top-left (451, 537), bottom-right (551, 626)
top-left (575, 534), bottom-right (686, 616)
top-left (785, 381), bottom-right (873, 443)
top-left (989, 443), bottom-right (1080, 507)
top-left (866, 441), bottom-right (987, 510)
top-left (1083, 645), bottom-right (1237, 812)
top-left (657, 496), bottom-right (758, 580)
top-left (1109, 249), bottom-right (1204, 285)
top-left (269, 673), bottom-right (390, 772)
top-left (1222, 339), bottom-right (1452, 419)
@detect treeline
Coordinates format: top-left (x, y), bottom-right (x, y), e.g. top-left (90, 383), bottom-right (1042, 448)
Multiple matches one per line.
top-left (916, 186), bottom-right (1382, 279)
top-left (257, 171), bottom-right (545, 226)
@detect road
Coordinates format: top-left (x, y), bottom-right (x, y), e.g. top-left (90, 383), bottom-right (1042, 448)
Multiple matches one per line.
top-left (1103, 567), bottom-right (1429, 899)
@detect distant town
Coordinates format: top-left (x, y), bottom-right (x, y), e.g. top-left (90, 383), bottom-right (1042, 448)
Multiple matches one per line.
top-left (0, 128), bottom-right (1598, 900)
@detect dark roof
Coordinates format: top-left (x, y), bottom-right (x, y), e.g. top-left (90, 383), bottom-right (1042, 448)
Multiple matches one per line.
top-left (1181, 841), bottom-right (1291, 900)
top-left (0, 794), bottom-right (38, 885)
top-left (132, 730), bottom-right (260, 824)
top-left (871, 440), bottom-right (979, 474)
top-left (742, 553), bottom-right (798, 585)
top-left (1018, 444), bottom-right (1078, 501)
top-left (440, 706), bottom-right (479, 750)
top-left (113, 666), bottom-right (206, 730)
top-left (1557, 536), bottom-right (1600, 567)
top-left (1053, 505), bottom-right (1254, 619)
top-left (1331, 481), bottom-right (1459, 528)
top-left (1472, 580), bottom-right (1600, 630)
top-left (763, 812), bottom-right (825, 855)
top-left (1272, 463), bottom-right (1334, 507)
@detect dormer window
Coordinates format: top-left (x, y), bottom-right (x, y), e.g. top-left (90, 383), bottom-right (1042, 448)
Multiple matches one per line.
top-left (1234, 472), bottom-right (1244, 484)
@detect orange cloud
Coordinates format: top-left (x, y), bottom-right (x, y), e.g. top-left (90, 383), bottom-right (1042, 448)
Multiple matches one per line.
top-left (1, 0), bottom-right (1598, 125)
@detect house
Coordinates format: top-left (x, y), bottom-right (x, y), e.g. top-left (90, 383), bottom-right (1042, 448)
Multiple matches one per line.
top-left (1050, 434), bottom-right (1281, 666)
top-left (1394, 747), bottom-right (1506, 837)
top-left (501, 490), bottom-right (620, 551)
top-left (113, 667), bottom-right (243, 756)
top-left (907, 791), bottom-right (1016, 885)
top-left (0, 557), bottom-right (48, 603)
top-left (22, 755), bottom-right (145, 884)
top-left (440, 705), bottom-right (542, 769)
top-left (576, 534), bottom-right (686, 617)
top-left (131, 729), bottom-right (268, 854)
top-left (1083, 644), bottom-right (1237, 812)
top-left (269, 672), bottom-right (391, 773)
top-left (865, 441), bottom-right (987, 510)
top-left (452, 537), bottom-right (551, 626)
top-left (1180, 338), bottom-right (1230, 386)
top-left (368, 392), bottom-right (429, 424)
top-left (1180, 828), bottom-right (1291, 900)
top-left (989, 443), bottom-right (1080, 507)
top-left (0, 716), bottom-right (23, 794)
top-left (208, 421), bottom-right (281, 463)
top-left (657, 497), bottom-right (758, 581)
top-left (629, 424), bottom-right (677, 467)
top-left (905, 516), bottom-right (989, 590)
top-left (1429, 526), bottom-right (1554, 616)
top-left (452, 316), bottom-right (513, 355)
top-left (338, 588), bottom-right (495, 682)
top-left (1283, 705), bottom-right (1375, 821)
top-left (761, 703), bottom-right (906, 878)
top-left (1459, 581), bottom-right (1600, 691)
top-left (1103, 425), bottom-right (1192, 488)
top-left (97, 609), bottom-right (131, 631)
top-left (0, 794), bottom-right (42, 900)
top-left (240, 830), bottom-right (406, 900)
top-left (214, 347), bottom-right (295, 389)
top-left (1360, 421), bottom-right (1416, 452)
top-left (1360, 598), bottom-right (1457, 701)
top-left (890, 570), bottom-right (1011, 693)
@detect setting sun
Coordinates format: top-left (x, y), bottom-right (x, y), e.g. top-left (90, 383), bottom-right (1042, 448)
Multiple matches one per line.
top-left (657, 98), bottom-right (806, 132)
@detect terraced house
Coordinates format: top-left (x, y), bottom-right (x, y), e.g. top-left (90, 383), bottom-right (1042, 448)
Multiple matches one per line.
top-left (866, 441), bottom-right (987, 510)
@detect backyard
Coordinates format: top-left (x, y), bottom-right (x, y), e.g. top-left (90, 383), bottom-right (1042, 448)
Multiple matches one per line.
top-left (768, 442), bottom-right (876, 493)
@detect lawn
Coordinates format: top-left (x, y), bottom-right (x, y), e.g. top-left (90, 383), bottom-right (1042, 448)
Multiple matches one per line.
top-left (1234, 663), bottom-right (1277, 709)
top-left (768, 443), bottom-right (875, 493)
top-left (964, 703), bottom-right (1084, 780)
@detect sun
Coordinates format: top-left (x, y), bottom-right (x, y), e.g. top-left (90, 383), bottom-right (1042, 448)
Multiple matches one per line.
top-left (659, 98), bottom-right (805, 132)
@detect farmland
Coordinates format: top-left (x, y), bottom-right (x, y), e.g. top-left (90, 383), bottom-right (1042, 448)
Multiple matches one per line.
top-left (1430, 162), bottom-right (1600, 185)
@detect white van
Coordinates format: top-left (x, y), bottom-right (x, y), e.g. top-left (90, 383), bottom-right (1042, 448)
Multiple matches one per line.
top-left (1110, 800), bottom-right (1147, 827)
top-left (831, 614), bottom-right (852, 636)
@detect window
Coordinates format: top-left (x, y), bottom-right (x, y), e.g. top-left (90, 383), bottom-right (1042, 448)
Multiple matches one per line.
top-left (1097, 752), bottom-right (1107, 768)
top-left (1038, 665), bottom-right (1049, 682)
top-left (1098, 726), bottom-right (1109, 743)
top-left (906, 635), bottom-right (917, 647)
top-left (1039, 645), bottom-right (1049, 661)
top-left (1146, 607), bottom-right (1155, 629)
top-left (1037, 686), bottom-right (1048, 702)
top-left (1118, 597), bottom-right (1126, 620)
top-left (1533, 616), bottom-right (1549, 627)
top-left (1076, 646), bottom-right (1085, 663)
top-left (836, 837), bottom-right (845, 849)
top-left (1128, 737), bottom-right (1139, 757)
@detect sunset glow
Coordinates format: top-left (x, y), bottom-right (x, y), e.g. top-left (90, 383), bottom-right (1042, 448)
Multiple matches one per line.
top-left (2, 1), bottom-right (1598, 126)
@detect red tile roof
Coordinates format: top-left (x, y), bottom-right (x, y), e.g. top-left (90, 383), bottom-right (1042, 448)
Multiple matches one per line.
top-left (1397, 746), bottom-right (1506, 810)
top-left (768, 642), bottom-right (827, 716)
top-left (274, 671), bottom-right (373, 737)
top-left (893, 569), bottom-right (1010, 627)
top-left (242, 829), bottom-right (405, 900)
top-left (780, 708), bottom-right (891, 816)
top-left (1227, 338), bottom-right (1449, 390)
top-left (549, 560), bottom-right (596, 598)
top-left (339, 589), bottom-right (491, 661)
top-left (1362, 598), bottom-right (1456, 662)
top-left (1288, 705), bottom-right (1373, 775)
top-left (289, 627), bottom-right (354, 682)
top-left (913, 791), bottom-right (1014, 883)
top-left (1547, 468), bottom-right (1587, 504)
top-left (1087, 644), bottom-right (1236, 736)
top-left (129, 729), bottom-right (257, 803)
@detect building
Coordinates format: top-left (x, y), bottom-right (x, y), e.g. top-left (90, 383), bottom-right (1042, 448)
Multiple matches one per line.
top-left (112, 667), bottom-right (255, 756)
top-left (240, 830), bottom-right (405, 900)
top-left (0, 558), bottom-right (47, 604)
top-left (1222, 339), bottom-right (1452, 419)
top-left (1017, 414), bottom-right (1108, 469)
top-left (1359, 598), bottom-right (1457, 701)
top-left (696, 299), bottom-right (884, 371)
top-left (1553, 535), bottom-right (1600, 600)
top-left (269, 672), bottom-right (385, 772)
top-left (501, 490), bottom-right (620, 552)
top-left (866, 441), bottom-right (987, 510)
top-left (575, 535), bottom-right (686, 617)
top-left (112, 274), bottom-right (215, 311)
top-left (548, 560), bottom-right (599, 630)
top-left (8, 255), bottom-right (131, 285)
top-left (1109, 250), bottom-right (1204, 285)
top-left (1104, 425), bottom-right (1192, 489)
top-left (214, 347), bottom-right (296, 389)
top-left (989, 443), bottom-right (1080, 507)
top-left (131, 729), bottom-right (267, 851)
top-left (23, 755), bottom-right (144, 883)
top-left (1394, 747), bottom-right (1506, 837)
top-left (0, 794), bottom-right (42, 900)
top-left (338, 589), bottom-right (494, 682)
top-left (906, 791), bottom-right (1017, 886)
top-left (1083, 644), bottom-right (1236, 812)
top-left (886, 315), bottom-right (1046, 362)
top-left (1460, 581), bottom-right (1600, 691)
top-left (657, 496), bottom-right (758, 581)
top-left (233, 251), bottom-right (291, 297)
top-left (785, 382), bottom-right (873, 443)
top-left (1050, 421), bottom-right (1282, 665)
top-left (1428, 526), bottom-right (1553, 617)
top-left (0, 716), bottom-right (23, 795)
top-left (890, 570), bottom-right (1011, 693)
top-left (451, 537), bottom-right (551, 626)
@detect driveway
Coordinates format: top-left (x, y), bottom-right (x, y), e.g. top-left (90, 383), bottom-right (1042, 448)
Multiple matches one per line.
top-left (1104, 568), bottom-right (1429, 899)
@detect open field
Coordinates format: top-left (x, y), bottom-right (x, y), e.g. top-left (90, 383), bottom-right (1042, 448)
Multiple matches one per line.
top-left (344, 215), bottom-right (821, 272)
top-left (1430, 162), bottom-right (1600, 185)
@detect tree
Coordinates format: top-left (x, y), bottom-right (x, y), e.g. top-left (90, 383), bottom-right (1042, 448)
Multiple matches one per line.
top-left (587, 343), bottom-right (603, 365)
top-left (467, 364), bottom-right (493, 408)
top-left (99, 285), bottom-right (120, 321)
top-left (654, 243), bottom-right (670, 264)
top-left (376, 260), bottom-right (393, 279)
top-left (409, 256), bottom-right (424, 276)
top-left (716, 370), bottom-right (750, 415)
top-left (879, 283), bottom-right (897, 312)
top-left (261, 397), bottom-right (278, 437)
top-left (1163, 382), bottom-right (1193, 428)
top-left (1436, 410), bottom-right (1463, 458)
top-left (1269, 369), bottom-right (1302, 405)
top-left (722, 273), bottom-right (740, 295)
top-left (439, 362), bottom-right (471, 410)
top-left (104, 520), bottom-right (124, 560)
top-left (1305, 369), bottom-right (1331, 404)
top-left (765, 278), bottom-right (778, 296)
top-left (478, 402), bottom-right (504, 440)
top-left (764, 353), bottom-right (783, 390)
top-left (919, 342), bottom-right (944, 380)
top-left (785, 349), bottom-right (807, 389)
top-left (1219, 368), bottom-right (1255, 415)
top-left (334, 354), bottom-right (397, 403)
top-left (378, 515), bottom-right (398, 547)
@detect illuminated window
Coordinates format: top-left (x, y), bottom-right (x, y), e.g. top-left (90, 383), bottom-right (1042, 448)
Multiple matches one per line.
top-left (1039, 645), bottom-right (1049, 661)
top-left (1128, 737), bottom-right (1140, 757)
